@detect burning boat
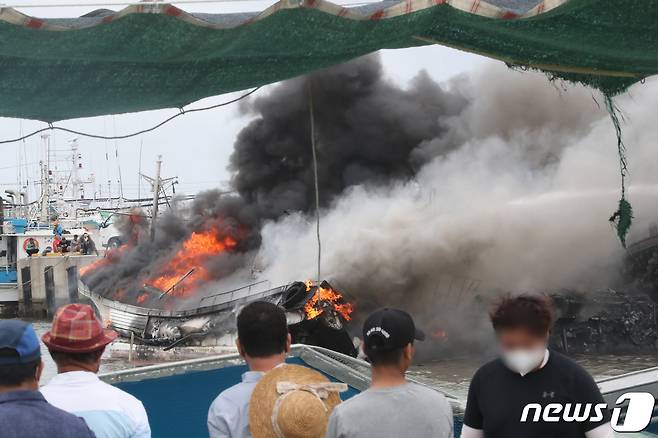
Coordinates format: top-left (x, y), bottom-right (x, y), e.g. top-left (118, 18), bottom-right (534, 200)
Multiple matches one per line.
top-left (79, 275), bottom-right (357, 357)
top-left (75, 197), bottom-right (359, 356)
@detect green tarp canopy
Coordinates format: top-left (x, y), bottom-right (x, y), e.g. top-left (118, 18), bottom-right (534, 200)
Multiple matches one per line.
top-left (0, 0), bottom-right (656, 121)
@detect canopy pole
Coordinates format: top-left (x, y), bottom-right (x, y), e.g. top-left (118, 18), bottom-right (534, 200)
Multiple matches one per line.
top-left (308, 79), bottom-right (322, 287)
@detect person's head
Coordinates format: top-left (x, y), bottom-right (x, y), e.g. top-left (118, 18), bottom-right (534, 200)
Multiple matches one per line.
top-left (73, 234), bottom-right (79, 241)
top-left (42, 304), bottom-right (117, 374)
top-left (236, 301), bottom-right (290, 367)
top-left (362, 308), bottom-right (425, 373)
top-left (48, 348), bottom-right (105, 374)
top-left (490, 294), bottom-right (554, 375)
top-left (82, 233), bottom-right (90, 241)
top-left (0, 320), bottom-right (43, 392)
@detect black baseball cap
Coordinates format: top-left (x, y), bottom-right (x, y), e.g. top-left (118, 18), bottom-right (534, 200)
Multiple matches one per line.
top-left (0, 320), bottom-right (41, 365)
top-left (362, 308), bottom-right (425, 351)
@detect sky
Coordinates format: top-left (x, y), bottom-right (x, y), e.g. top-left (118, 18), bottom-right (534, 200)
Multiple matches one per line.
top-left (0, 0), bottom-right (487, 201)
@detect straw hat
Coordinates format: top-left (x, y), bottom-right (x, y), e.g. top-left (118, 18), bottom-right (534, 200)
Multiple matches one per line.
top-left (250, 364), bottom-right (347, 438)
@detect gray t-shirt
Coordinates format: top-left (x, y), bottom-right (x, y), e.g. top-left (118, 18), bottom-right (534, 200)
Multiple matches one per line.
top-left (326, 382), bottom-right (453, 438)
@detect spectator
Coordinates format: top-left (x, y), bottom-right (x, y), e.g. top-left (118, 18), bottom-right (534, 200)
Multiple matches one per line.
top-left (249, 364), bottom-right (346, 438)
top-left (59, 236), bottom-right (71, 253)
top-left (461, 295), bottom-right (613, 438)
top-left (24, 237), bottom-right (39, 257)
top-left (52, 219), bottom-right (63, 237)
top-left (326, 308), bottom-right (453, 438)
top-left (71, 235), bottom-right (81, 252)
top-left (0, 320), bottom-right (96, 438)
top-left (80, 233), bottom-right (99, 256)
top-left (41, 304), bottom-right (151, 438)
top-left (208, 301), bottom-right (291, 438)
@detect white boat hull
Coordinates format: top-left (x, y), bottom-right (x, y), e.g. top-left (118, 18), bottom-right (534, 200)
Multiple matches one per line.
top-left (0, 283), bottom-right (18, 303)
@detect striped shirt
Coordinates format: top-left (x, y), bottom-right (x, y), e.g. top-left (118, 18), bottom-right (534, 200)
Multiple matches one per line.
top-left (41, 371), bottom-right (151, 438)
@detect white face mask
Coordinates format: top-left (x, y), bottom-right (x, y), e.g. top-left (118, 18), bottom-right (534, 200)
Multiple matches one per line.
top-left (502, 347), bottom-right (546, 376)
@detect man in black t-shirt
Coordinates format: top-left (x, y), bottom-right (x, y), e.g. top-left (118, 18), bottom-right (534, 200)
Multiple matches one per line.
top-left (461, 295), bottom-right (613, 438)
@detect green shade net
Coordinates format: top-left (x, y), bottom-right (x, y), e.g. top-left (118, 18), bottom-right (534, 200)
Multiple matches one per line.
top-left (0, 0), bottom-right (653, 246)
top-left (0, 0), bottom-right (655, 122)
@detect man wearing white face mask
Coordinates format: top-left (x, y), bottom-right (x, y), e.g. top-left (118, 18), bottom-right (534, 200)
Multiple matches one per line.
top-left (461, 295), bottom-right (614, 438)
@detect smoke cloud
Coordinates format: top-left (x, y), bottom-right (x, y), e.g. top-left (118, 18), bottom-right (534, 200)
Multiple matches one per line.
top-left (230, 55), bottom-right (469, 218)
top-left (251, 60), bottom-right (658, 354)
top-left (87, 53), bottom-right (658, 353)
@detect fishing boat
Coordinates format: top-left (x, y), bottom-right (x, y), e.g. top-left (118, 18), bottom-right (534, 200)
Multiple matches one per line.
top-left (0, 216), bottom-right (23, 314)
top-left (99, 344), bottom-right (462, 437)
top-left (0, 214), bottom-right (56, 315)
top-left (79, 278), bottom-right (358, 357)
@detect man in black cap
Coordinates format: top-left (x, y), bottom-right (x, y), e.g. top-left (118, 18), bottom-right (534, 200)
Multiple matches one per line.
top-left (326, 308), bottom-right (453, 438)
top-left (0, 320), bottom-right (96, 438)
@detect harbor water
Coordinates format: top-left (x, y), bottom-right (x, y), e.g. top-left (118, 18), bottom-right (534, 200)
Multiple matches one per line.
top-left (32, 322), bottom-right (658, 405)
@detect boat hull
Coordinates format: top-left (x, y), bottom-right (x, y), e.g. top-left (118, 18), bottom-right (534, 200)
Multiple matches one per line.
top-left (79, 280), bottom-right (358, 356)
top-left (99, 345), bottom-right (459, 438)
top-left (0, 283), bottom-right (18, 317)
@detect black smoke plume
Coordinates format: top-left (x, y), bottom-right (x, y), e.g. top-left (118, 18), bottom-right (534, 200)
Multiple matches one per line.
top-left (230, 55), bottom-right (468, 219)
top-left (84, 54), bottom-right (476, 307)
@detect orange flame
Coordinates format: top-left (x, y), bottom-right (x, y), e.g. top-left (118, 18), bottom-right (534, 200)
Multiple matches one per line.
top-left (303, 281), bottom-right (354, 321)
top-left (80, 258), bottom-right (109, 276)
top-left (80, 246), bottom-right (127, 276)
top-left (147, 230), bottom-right (237, 296)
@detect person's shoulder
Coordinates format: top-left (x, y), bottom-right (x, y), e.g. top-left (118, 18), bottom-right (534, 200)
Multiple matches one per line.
top-left (406, 382), bottom-right (453, 413)
top-left (548, 350), bottom-right (594, 381)
top-left (209, 381), bottom-right (252, 411)
top-left (548, 350), bottom-right (586, 372)
top-left (97, 379), bottom-right (144, 405)
top-left (473, 356), bottom-right (506, 380)
top-left (43, 402), bottom-right (95, 436)
top-left (330, 388), bottom-right (372, 414)
top-left (93, 379), bottom-right (149, 422)
top-left (407, 382), bottom-right (449, 400)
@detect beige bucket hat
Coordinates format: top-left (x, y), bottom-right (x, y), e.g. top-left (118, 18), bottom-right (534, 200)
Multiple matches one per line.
top-left (249, 364), bottom-right (347, 438)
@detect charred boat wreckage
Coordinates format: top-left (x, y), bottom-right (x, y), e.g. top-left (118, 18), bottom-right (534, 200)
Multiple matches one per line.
top-left (79, 277), bottom-right (357, 357)
top-left (549, 289), bottom-right (658, 355)
top-left (78, 216), bottom-right (358, 357)
top-left (547, 229), bottom-right (658, 354)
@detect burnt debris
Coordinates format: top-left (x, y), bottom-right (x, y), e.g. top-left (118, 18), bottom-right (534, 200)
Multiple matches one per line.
top-left (550, 289), bottom-right (658, 354)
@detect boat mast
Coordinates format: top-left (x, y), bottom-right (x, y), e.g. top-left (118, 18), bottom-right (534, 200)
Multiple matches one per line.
top-left (39, 133), bottom-right (51, 223)
top-left (140, 156), bottom-right (176, 242)
top-left (150, 156), bottom-right (162, 242)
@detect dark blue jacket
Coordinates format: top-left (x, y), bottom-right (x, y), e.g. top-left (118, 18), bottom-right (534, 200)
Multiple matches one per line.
top-left (0, 390), bottom-right (96, 438)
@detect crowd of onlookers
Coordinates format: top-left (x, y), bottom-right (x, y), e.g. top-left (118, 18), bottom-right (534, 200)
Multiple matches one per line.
top-left (50, 219), bottom-right (99, 255)
top-left (23, 219), bottom-right (100, 257)
top-left (0, 294), bottom-right (616, 438)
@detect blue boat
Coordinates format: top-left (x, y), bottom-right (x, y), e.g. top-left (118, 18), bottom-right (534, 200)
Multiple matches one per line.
top-left (0, 216), bottom-right (64, 315)
top-left (99, 345), bottom-right (463, 438)
top-left (0, 217), bottom-right (29, 313)
top-left (98, 344), bottom-right (658, 438)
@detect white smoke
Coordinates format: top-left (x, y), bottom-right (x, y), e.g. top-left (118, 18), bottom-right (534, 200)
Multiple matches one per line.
top-left (254, 63), bottom-right (658, 314)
